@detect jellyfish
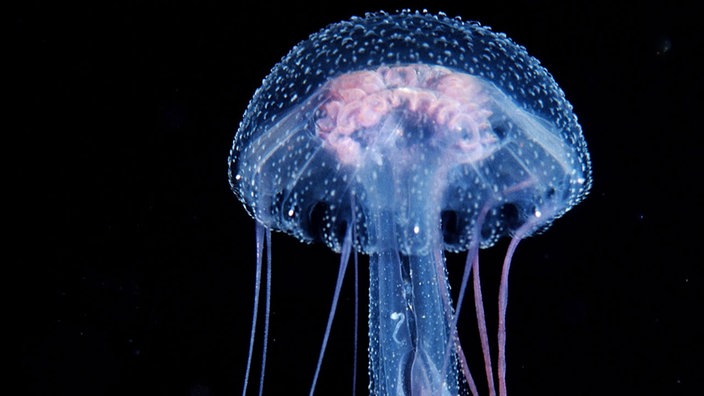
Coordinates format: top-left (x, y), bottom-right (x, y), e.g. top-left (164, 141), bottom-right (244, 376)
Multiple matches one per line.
top-left (228, 10), bottom-right (591, 396)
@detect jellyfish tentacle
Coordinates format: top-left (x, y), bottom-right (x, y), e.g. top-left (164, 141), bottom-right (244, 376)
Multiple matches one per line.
top-left (456, 336), bottom-right (480, 396)
top-left (497, 235), bottom-right (521, 396)
top-left (259, 228), bottom-right (272, 396)
top-left (309, 223), bottom-right (353, 396)
top-left (443, 247), bottom-right (480, 396)
top-left (443, 200), bottom-right (495, 396)
top-left (241, 223), bottom-right (265, 396)
top-left (497, 203), bottom-right (561, 396)
top-left (351, 248), bottom-right (359, 396)
top-left (473, 251), bottom-right (497, 396)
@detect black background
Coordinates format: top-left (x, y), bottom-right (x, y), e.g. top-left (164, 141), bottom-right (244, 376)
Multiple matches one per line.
top-left (14, 1), bottom-right (701, 395)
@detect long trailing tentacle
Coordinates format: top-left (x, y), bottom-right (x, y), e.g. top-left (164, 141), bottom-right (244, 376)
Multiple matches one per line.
top-left (497, 235), bottom-right (520, 396)
top-left (452, 248), bottom-right (480, 396)
top-left (309, 224), bottom-right (353, 396)
top-left (497, 204), bottom-right (557, 396)
top-left (258, 227), bottom-right (272, 396)
top-left (474, 252), bottom-right (497, 396)
top-left (242, 223), bottom-right (266, 396)
top-left (352, 247), bottom-right (359, 396)
top-left (445, 200), bottom-right (493, 396)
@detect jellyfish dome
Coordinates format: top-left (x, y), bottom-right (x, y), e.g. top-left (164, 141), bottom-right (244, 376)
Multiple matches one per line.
top-left (229, 10), bottom-right (591, 396)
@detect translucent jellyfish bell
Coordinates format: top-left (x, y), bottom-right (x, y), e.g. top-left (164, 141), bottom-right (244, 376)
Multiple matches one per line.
top-left (229, 10), bottom-right (591, 396)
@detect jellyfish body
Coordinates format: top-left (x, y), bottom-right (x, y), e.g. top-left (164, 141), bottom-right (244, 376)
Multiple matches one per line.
top-left (229, 11), bottom-right (591, 396)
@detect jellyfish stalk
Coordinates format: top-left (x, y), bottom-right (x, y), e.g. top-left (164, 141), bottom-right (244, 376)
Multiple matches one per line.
top-left (362, 162), bottom-right (460, 395)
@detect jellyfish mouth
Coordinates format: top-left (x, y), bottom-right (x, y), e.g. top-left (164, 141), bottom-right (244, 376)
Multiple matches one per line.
top-left (314, 64), bottom-right (499, 167)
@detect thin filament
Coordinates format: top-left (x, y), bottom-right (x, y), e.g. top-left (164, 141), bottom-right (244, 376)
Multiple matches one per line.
top-left (350, 194), bottom-right (359, 396)
top-left (457, 248), bottom-right (481, 396)
top-left (258, 228), bottom-right (272, 396)
top-left (242, 223), bottom-right (265, 396)
top-left (474, 253), bottom-right (497, 396)
top-left (352, 249), bottom-right (359, 396)
top-left (497, 206), bottom-right (554, 396)
top-left (449, 203), bottom-right (491, 396)
top-left (443, 242), bottom-right (480, 396)
top-left (497, 235), bottom-right (522, 396)
top-left (309, 226), bottom-right (353, 396)
top-left (457, 342), bottom-right (479, 396)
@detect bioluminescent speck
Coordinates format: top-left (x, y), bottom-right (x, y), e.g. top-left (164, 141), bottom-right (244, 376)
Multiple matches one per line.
top-left (228, 10), bottom-right (591, 396)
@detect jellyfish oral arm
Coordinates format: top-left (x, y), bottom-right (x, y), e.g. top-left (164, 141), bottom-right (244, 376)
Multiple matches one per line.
top-left (368, 215), bottom-right (458, 396)
top-left (364, 165), bottom-right (460, 396)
